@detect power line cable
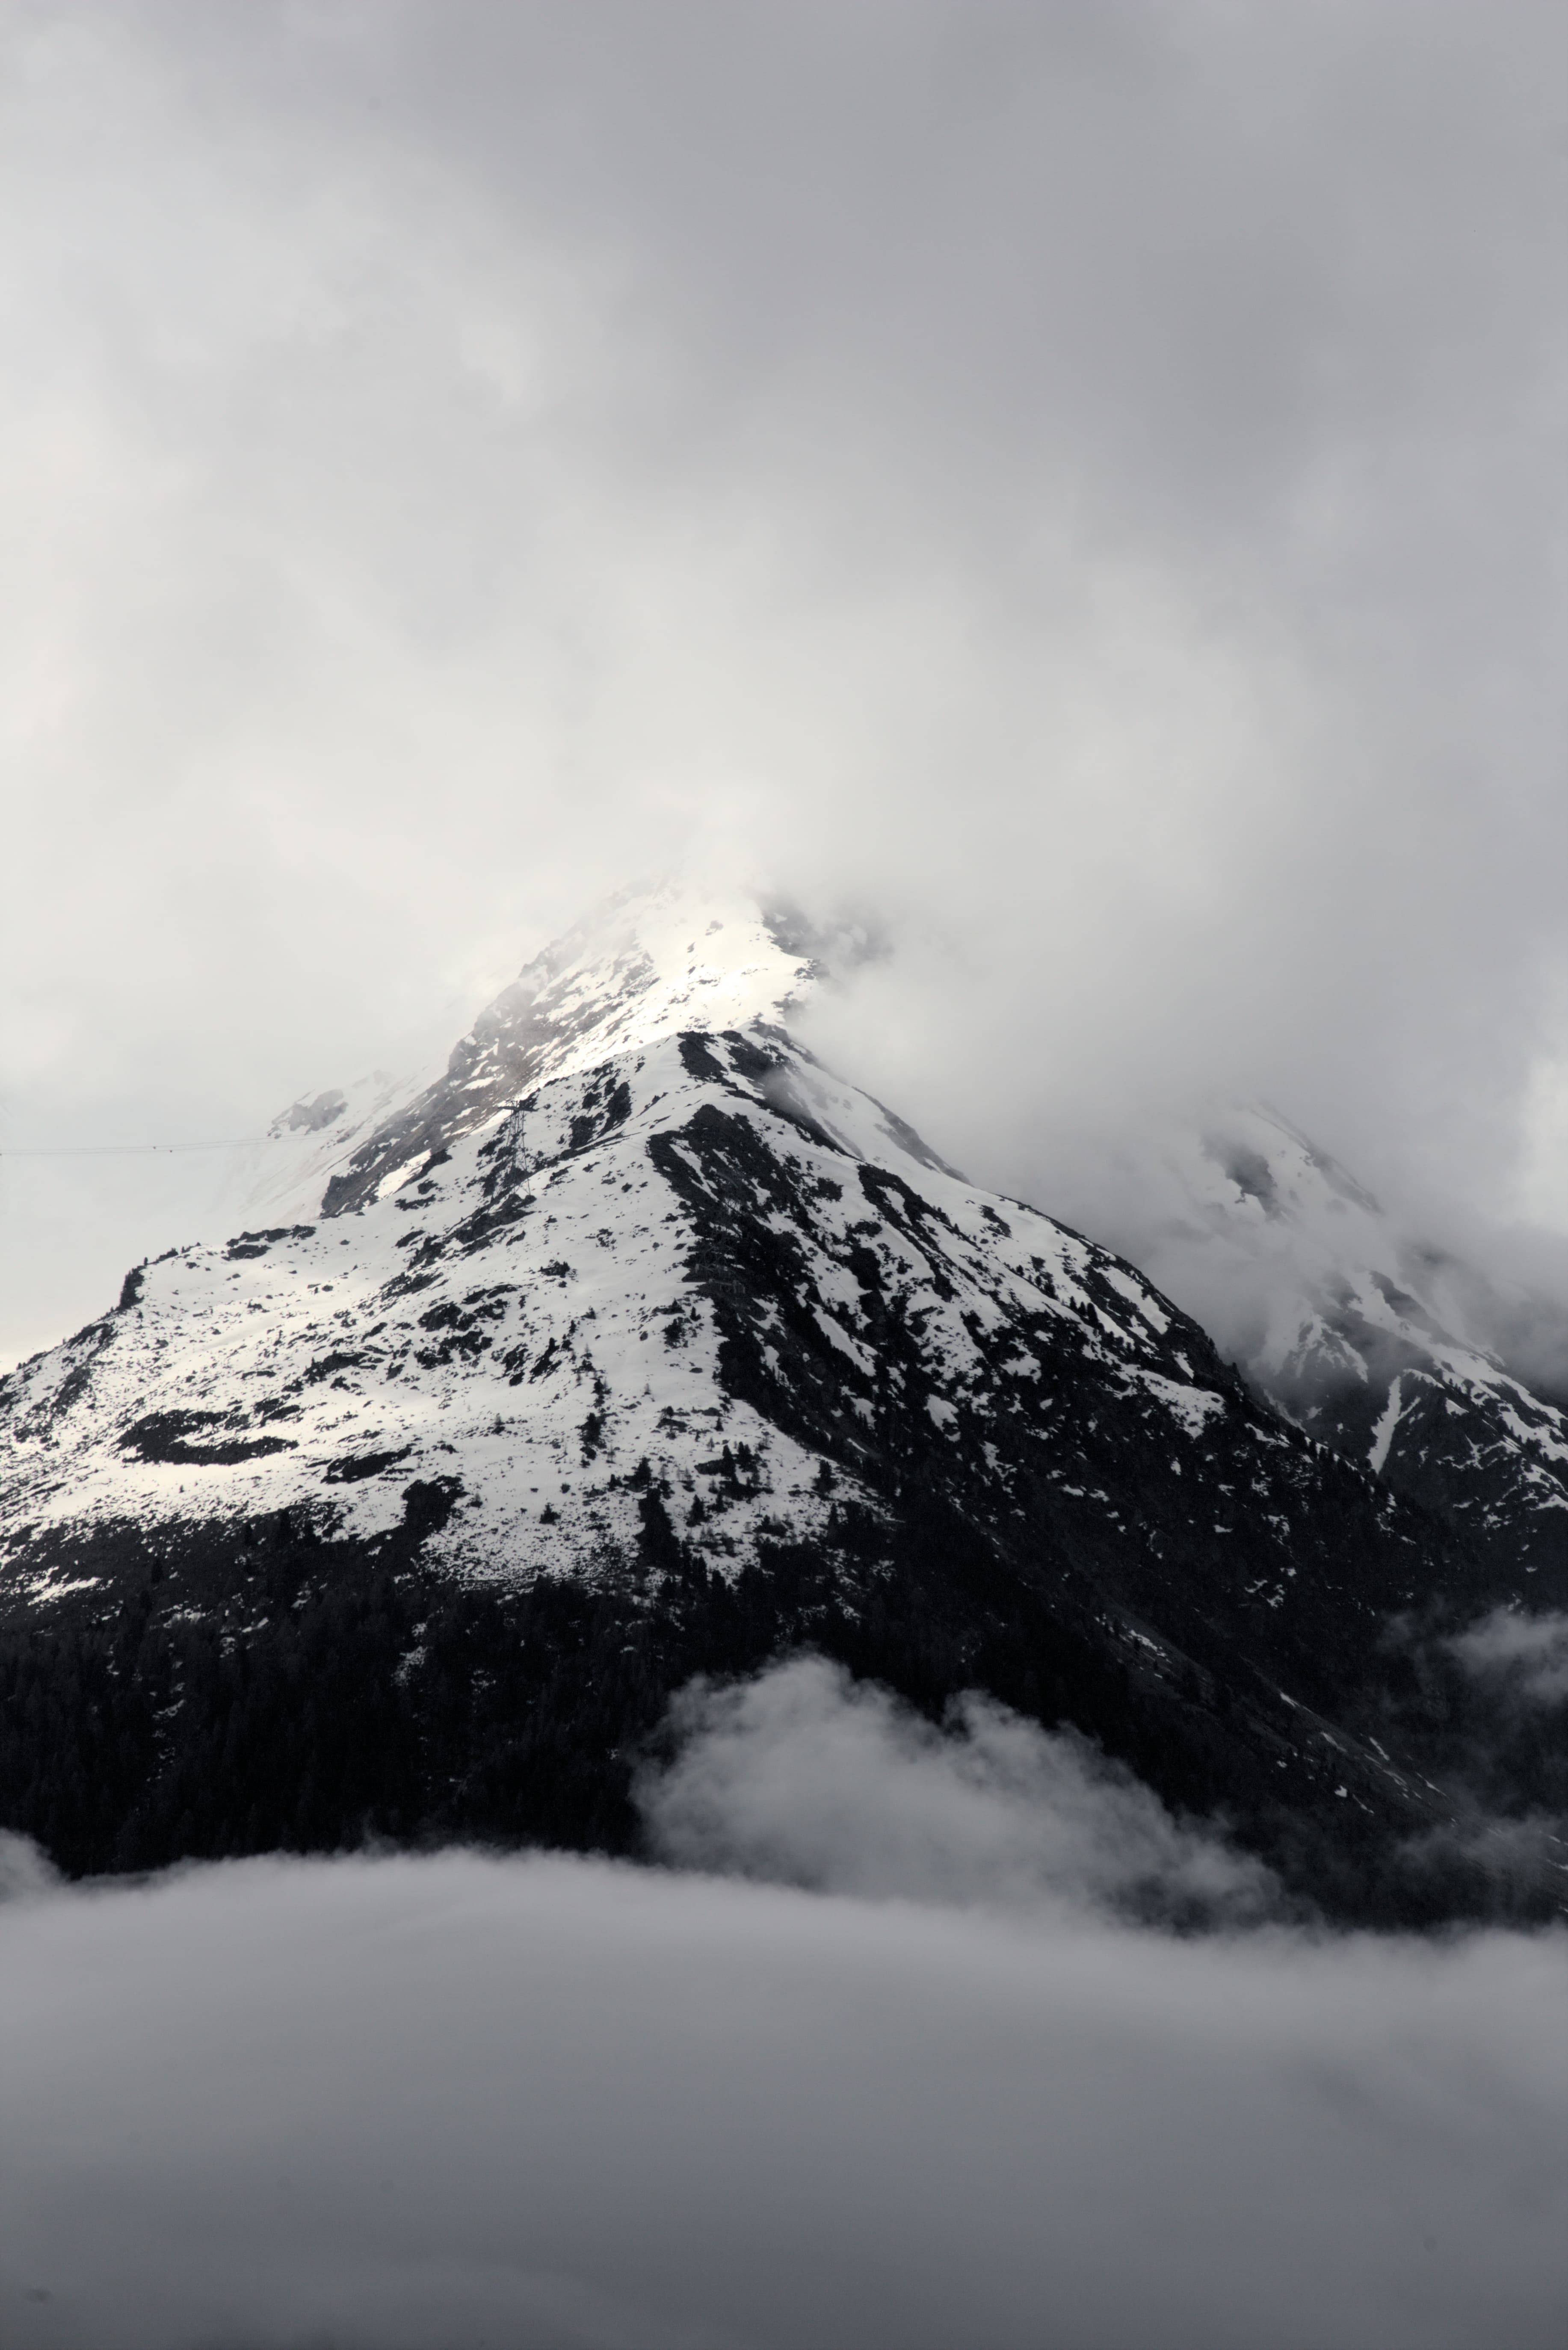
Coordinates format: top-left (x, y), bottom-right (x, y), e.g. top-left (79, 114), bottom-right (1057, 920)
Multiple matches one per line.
top-left (0, 1138), bottom-right (273, 1158)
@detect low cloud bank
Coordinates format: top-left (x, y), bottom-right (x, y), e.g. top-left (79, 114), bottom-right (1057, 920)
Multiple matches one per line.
top-left (3, 1663), bottom-right (1566, 2350)
top-left (642, 1655), bottom-right (1274, 1924)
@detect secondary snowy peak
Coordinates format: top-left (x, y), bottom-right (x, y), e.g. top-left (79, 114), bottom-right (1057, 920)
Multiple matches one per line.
top-left (1172, 1106), bottom-right (1568, 1582)
top-left (304, 881), bottom-right (838, 1220)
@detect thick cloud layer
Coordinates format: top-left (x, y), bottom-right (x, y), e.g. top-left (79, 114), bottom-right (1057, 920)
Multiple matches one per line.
top-left (3, 2), bottom-right (1568, 1360)
top-left (2, 1660), bottom-right (1565, 2350)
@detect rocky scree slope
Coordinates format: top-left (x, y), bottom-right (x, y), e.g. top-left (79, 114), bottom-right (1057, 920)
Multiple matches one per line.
top-left (0, 897), bottom-right (1553, 1915)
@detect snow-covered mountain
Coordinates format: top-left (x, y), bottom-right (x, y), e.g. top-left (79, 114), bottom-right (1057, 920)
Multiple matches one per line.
top-left (0, 887), bottom-right (1559, 1916)
top-left (1120, 1107), bottom-right (1568, 1600)
top-left (0, 890), bottom-right (1352, 1608)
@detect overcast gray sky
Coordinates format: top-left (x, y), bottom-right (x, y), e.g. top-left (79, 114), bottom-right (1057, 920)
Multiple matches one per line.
top-left (4, 0), bottom-right (1568, 1361)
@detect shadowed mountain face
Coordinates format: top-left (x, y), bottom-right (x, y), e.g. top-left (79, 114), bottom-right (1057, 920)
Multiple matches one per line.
top-left (1, 893), bottom-right (1562, 1917)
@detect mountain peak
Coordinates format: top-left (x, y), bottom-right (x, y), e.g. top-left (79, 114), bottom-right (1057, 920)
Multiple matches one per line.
top-left (454, 879), bottom-right (823, 1089)
top-left (300, 881), bottom-right (846, 1220)
top-left (221, 880), bottom-right (881, 1240)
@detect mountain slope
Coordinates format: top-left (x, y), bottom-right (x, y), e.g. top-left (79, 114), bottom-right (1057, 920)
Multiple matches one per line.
top-left (0, 891), bottom-right (1551, 1916)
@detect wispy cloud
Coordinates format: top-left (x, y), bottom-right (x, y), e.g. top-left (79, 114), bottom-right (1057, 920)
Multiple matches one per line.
top-left (642, 1653), bottom-right (1274, 1924)
top-left (1452, 1609), bottom-right (1568, 1705)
